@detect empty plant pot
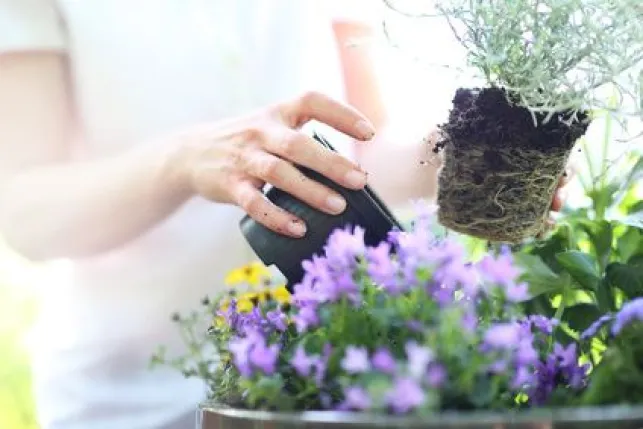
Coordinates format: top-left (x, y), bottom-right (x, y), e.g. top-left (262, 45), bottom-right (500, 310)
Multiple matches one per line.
top-left (436, 87), bottom-right (590, 243)
top-left (240, 132), bottom-right (402, 289)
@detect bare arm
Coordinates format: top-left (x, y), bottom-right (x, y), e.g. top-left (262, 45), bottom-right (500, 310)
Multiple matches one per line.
top-left (0, 53), bottom-right (375, 262)
top-left (333, 19), bottom-right (439, 207)
top-left (0, 53), bottom-right (190, 261)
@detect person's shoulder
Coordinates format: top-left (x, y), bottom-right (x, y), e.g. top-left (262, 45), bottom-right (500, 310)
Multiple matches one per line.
top-left (0, 0), bottom-right (67, 53)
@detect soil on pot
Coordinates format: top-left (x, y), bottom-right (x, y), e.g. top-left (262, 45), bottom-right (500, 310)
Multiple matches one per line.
top-left (436, 87), bottom-right (590, 243)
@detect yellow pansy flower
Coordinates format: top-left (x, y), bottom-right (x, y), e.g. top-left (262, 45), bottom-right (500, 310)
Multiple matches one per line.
top-left (236, 292), bottom-right (258, 312)
top-left (224, 262), bottom-right (271, 288)
top-left (271, 285), bottom-right (291, 304)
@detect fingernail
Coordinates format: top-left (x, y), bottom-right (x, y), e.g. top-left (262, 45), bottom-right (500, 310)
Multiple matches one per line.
top-left (344, 170), bottom-right (367, 189)
top-left (287, 220), bottom-right (306, 237)
top-left (326, 195), bottom-right (347, 214)
top-left (355, 119), bottom-right (375, 140)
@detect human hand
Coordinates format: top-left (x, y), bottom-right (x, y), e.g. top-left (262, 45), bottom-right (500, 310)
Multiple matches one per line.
top-left (170, 92), bottom-right (374, 238)
top-left (538, 163), bottom-right (575, 237)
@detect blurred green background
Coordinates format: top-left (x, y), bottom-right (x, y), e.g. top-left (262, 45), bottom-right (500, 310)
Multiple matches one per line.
top-left (0, 243), bottom-right (42, 429)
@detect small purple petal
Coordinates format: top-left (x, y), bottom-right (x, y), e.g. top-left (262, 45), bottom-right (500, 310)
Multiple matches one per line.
top-left (483, 323), bottom-right (521, 349)
top-left (293, 305), bottom-right (319, 334)
top-left (341, 346), bottom-right (370, 374)
top-left (249, 341), bottom-right (280, 375)
top-left (405, 341), bottom-right (434, 379)
top-left (372, 348), bottom-right (397, 374)
top-left (611, 298), bottom-right (643, 336)
top-left (426, 364), bottom-right (447, 388)
top-left (386, 377), bottom-right (425, 414)
top-left (340, 386), bottom-right (371, 411)
top-left (580, 313), bottom-right (613, 340)
top-left (290, 345), bottom-right (316, 377)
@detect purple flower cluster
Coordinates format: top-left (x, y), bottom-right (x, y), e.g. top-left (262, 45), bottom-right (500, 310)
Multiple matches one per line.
top-left (580, 297), bottom-right (643, 340)
top-left (528, 343), bottom-right (589, 405)
top-left (217, 204), bottom-right (634, 413)
top-left (229, 329), bottom-right (280, 377)
top-left (336, 341), bottom-right (445, 413)
top-left (290, 344), bottom-right (332, 386)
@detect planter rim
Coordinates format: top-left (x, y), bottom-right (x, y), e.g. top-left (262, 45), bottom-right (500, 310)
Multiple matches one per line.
top-left (198, 402), bottom-right (643, 426)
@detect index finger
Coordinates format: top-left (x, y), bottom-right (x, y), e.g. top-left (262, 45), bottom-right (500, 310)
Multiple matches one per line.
top-left (280, 91), bottom-right (376, 141)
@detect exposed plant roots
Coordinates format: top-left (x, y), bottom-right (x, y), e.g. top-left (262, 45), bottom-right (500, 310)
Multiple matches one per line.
top-left (436, 87), bottom-right (590, 243)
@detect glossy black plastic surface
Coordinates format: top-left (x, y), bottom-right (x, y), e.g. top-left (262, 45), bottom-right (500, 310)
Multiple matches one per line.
top-left (239, 133), bottom-right (402, 288)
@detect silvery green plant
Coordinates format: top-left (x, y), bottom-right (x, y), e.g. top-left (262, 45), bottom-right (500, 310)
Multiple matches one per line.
top-left (383, 0), bottom-right (643, 126)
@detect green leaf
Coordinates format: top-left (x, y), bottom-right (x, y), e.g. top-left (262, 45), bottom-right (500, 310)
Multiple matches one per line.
top-left (595, 277), bottom-right (615, 314)
top-left (619, 211), bottom-right (643, 230)
top-left (555, 251), bottom-right (600, 291)
top-left (514, 253), bottom-right (565, 297)
top-left (578, 220), bottom-right (612, 268)
top-left (617, 227), bottom-right (641, 262)
top-left (605, 262), bottom-right (643, 300)
top-left (561, 303), bottom-right (603, 333)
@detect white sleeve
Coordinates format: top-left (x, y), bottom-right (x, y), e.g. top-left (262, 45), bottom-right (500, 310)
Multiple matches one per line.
top-left (0, 0), bottom-right (67, 54)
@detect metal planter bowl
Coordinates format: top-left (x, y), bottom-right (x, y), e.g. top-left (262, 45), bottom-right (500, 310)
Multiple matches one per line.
top-left (197, 402), bottom-right (643, 429)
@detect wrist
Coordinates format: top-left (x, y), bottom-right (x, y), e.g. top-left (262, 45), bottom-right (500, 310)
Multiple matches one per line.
top-left (145, 135), bottom-right (195, 205)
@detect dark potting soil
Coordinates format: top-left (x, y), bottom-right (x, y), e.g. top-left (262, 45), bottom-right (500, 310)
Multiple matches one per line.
top-left (438, 87), bottom-right (589, 154)
top-left (435, 87), bottom-right (590, 243)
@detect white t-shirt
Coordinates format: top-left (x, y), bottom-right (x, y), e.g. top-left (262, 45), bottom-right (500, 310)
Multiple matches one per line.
top-left (0, 1), bottom-right (363, 428)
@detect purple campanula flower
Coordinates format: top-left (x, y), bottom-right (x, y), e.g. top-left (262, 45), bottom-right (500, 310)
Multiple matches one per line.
top-left (461, 308), bottom-right (479, 333)
top-left (366, 242), bottom-right (403, 294)
top-left (290, 345), bottom-right (317, 377)
top-left (218, 299), bottom-right (240, 330)
top-left (530, 358), bottom-right (556, 405)
top-left (434, 260), bottom-right (480, 297)
top-left (386, 377), bottom-right (426, 414)
top-left (505, 282), bottom-right (530, 302)
top-left (511, 364), bottom-right (535, 389)
top-left (339, 386), bottom-right (372, 411)
top-left (515, 339), bottom-right (539, 365)
top-left (291, 277), bottom-right (321, 308)
top-left (315, 343), bottom-right (333, 386)
top-left (372, 347), bottom-right (397, 374)
top-left (488, 359), bottom-right (508, 373)
top-left (249, 339), bottom-right (280, 375)
top-left (526, 315), bottom-right (559, 335)
top-left (611, 298), bottom-right (643, 336)
top-left (228, 329), bottom-right (263, 377)
top-left (405, 341), bottom-right (434, 379)
top-left (341, 346), bottom-right (370, 374)
top-left (266, 310), bottom-right (288, 332)
top-left (426, 363), bottom-right (447, 388)
top-left (483, 323), bottom-right (521, 349)
top-left (332, 271), bottom-right (361, 304)
top-left (431, 283), bottom-right (456, 306)
top-left (477, 247), bottom-right (522, 287)
top-left (293, 305), bottom-right (319, 334)
top-left (552, 342), bottom-right (577, 367)
top-left (324, 226), bottom-right (366, 270)
top-left (528, 342), bottom-right (589, 404)
top-left (580, 313), bottom-right (613, 340)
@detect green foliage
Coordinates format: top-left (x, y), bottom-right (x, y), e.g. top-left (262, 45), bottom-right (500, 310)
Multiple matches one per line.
top-left (384, 0), bottom-right (643, 124)
top-left (0, 273), bottom-right (39, 429)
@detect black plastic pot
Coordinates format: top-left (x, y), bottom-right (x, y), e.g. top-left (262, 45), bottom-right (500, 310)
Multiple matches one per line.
top-left (239, 133), bottom-right (402, 289)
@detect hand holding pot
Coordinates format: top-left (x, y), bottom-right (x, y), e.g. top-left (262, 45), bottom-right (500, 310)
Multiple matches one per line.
top-left (169, 92), bottom-right (374, 237)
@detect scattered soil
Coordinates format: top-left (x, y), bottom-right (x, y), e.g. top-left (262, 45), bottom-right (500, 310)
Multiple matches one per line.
top-left (436, 87), bottom-right (590, 243)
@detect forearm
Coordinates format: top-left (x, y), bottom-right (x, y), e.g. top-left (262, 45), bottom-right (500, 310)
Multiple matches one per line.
top-left (358, 135), bottom-right (439, 208)
top-left (0, 141), bottom-right (189, 261)
top-left (333, 19), bottom-right (438, 207)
